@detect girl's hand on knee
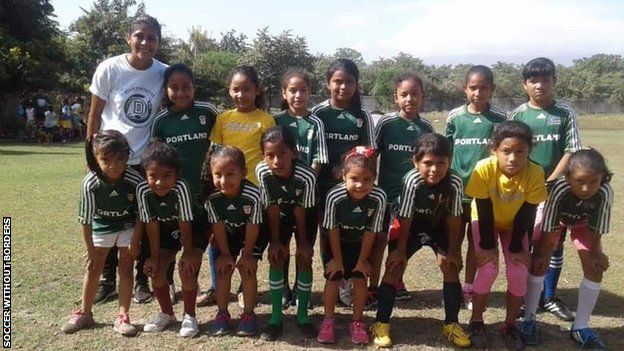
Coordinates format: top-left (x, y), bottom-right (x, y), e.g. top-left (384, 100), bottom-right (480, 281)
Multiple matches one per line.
top-left (353, 260), bottom-right (372, 278)
top-left (216, 254), bottom-right (234, 274)
top-left (438, 252), bottom-right (463, 272)
top-left (510, 251), bottom-right (531, 267)
top-left (530, 252), bottom-right (549, 275)
top-left (386, 250), bottom-right (406, 272)
top-left (143, 257), bottom-right (157, 277)
top-left (296, 244), bottom-right (314, 266)
top-left (590, 251), bottom-right (609, 273)
top-left (236, 255), bottom-right (257, 275)
top-left (179, 250), bottom-right (199, 275)
top-left (325, 258), bottom-right (344, 280)
top-left (268, 241), bottom-right (285, 267)
top-left (475, 249), bottom-right (497, 267)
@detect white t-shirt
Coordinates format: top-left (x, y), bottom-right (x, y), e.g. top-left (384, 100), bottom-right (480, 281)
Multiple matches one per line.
top-left (44, 111), bottom-right (58, 128)
top-left (26, 108), bottom-right (35, 122)
top-left (89, 54), bottom-right (167, 165)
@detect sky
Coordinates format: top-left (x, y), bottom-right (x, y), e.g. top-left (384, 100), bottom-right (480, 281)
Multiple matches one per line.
top-left (51, 0), bottom-right (624, 65)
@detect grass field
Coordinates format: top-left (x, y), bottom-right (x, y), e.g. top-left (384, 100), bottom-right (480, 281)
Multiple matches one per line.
top-left (2, 115), bottom-right (623, 350)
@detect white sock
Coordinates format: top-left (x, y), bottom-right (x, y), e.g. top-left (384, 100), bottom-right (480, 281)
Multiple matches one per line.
top-left (573, 278), bottom-right (601, 330)
top-left (525, 274), bottom-right (545, 321)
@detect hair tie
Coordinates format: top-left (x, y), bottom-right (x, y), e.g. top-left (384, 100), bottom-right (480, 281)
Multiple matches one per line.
top-left (346, 146), bottom-right (376, 160)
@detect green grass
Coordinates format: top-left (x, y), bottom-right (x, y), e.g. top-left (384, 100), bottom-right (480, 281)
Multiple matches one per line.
top-left (3, 115), bottom-right (624, 350)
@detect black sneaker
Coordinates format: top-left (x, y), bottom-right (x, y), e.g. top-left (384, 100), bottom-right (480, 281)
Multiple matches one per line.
top-left (282, 287), bottom-right (293, 310)
top-left (569, 326), bottom-right (607, 350)
top-left (94, 281), bottom-right (116, 304)
top-left (541, 298), bottom-right (574, 322)
top-left (260, 323), bottom-right (283, 341)
top-left (133, 281), bottom-right (152, 304)
top-left (501, 323), bottom-right (525, 351)
top-left (298, 321), bottom-right (317, 338)
top-left (468, 320), bottom-right (488, 349)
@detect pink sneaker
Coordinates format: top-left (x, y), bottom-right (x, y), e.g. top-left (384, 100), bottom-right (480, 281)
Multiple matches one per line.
top-left (317, 318), bottom-right (336, 344)
top-left (349, 320), bottom-right (369, 344)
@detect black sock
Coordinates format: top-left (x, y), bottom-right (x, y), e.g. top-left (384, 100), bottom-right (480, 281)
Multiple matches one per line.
top-left (376, 283), bottom-right (396, 323)
top-left (443, 282), bottom-right (462, 324)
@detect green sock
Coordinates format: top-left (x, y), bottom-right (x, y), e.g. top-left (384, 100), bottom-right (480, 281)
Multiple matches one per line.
top-left (269, 267), bottom-right (284, 325)
top-left (296, 270), bottom-right (313, 324)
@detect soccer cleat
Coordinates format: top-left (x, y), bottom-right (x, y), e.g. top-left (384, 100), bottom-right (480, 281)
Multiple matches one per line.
top-left (468, 320), bottom-right (488, 349)
top-left (94, 281), bottom-right (116, 304)
top-left (133, 281), bottom-right (152, 304)
top-left (260, 323), bottom-right (283, 341)
top-left (541, 298), bottom-right (574, 321)
top-left (237, 313), bottom-right (257, 336)
top-left (282, 286), bottom-right (293, 309)
top-left (212, 311), bottom-right (231, 336)
top-left (317, 318), bottom-right (336, 344)
top-left (61, 309), bottom-right (94, 334)
top-left (143, 312), bottom-right (176, 332)
top-left (113, 312), bottom-right (138, 336)
top-left (297, 322), bottom-right (317, 338)
top-left (349, 320), bottom-right (369, 344)
top-left (521, 319), bottom-right (540, 346)
top-left (442, 322), bottom-right (471, 348)
top-left (196, 289), bottom-right (216, 307)
top-left (395, 280), bottom-right (412, 301)
top-left (370, 321), bottom-right (392, 348)
top-left (501, 323), bottom-right (525, 351)
top-left (570, 326), bottom-right (607, 350)
top-left (179, 313), bottom-right (199, 338)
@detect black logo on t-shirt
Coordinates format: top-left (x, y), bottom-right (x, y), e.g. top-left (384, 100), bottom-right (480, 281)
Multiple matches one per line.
top-left (124, 94), bottom-right (152, 124)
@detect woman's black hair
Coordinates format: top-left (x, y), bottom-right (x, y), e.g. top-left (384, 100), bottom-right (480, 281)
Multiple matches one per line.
top-left (395, 72), bottom-right (425, 96)
top-left (128, 14), bottom-right (162, 41)
top-left (260, 126), bottom-right (297, 153)
top-left (413, 133), bottom-right (452, 162)
top-left (465, 65), bottom-right (494, 86)
top-left (280, 68), bottom-right (312, 110)
top-left (566, 148), bottom-right (613, 184)
top-left (490, 120), bottom-right (534, 151)
top-left (227, 65), bottom-right (266, 109)
top-left (326, 58), bottom-right (363, 116)
top-left (141, 141), bottom-right (180, 173)
top-left (163, 63), bottom-right (195, 107)
top-left (200, 144), bottom-right (247, 200)
top-left (522, 57), bottom-right (556, 81)
top-left (85, 130), bottom-right (130, 181)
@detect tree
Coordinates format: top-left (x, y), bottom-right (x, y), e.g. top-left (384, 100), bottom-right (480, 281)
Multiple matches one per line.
top-left (219, 29), bottom-right (249, 54)
top-left (333, 47), bottom-right (365, 66)
top-left (242, 28), bottom-right (315, 106)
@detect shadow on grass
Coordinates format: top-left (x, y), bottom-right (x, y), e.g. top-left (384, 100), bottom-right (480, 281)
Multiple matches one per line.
top-left (0, 149), bottom-right (77, 156)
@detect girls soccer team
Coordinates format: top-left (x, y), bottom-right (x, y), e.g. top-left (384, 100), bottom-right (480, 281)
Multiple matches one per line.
top-left (61, 14), bottom-right (615, 350)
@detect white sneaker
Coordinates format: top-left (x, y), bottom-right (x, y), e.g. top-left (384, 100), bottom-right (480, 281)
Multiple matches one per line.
top-left (143, 312), bottom-right (176, 332)
top-left (179, 313), bottom-right (199, 338)
top-left (338, 278), bottom-right (354, 307)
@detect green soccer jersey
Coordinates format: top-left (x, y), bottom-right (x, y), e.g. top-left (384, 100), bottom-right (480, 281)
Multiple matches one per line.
top-left (136, 179), bottom-right (194, 229)
top-left (541, 178), bottom-right (613, 234)
top-left (396, 168), bottom-right (463, 223)
top-left (312, 100), bottom-right (376, 195)
top-left (273, 110), bottom-right (328, 166)
top-left (151, 101), bottom-right (219, 203)
top-left (204, 180), bottom-right (263, 230)
top-left (322, 183), bottom-right (386, 242)
top-left (78, 168), bottom-right (143, 235)
top-left (445, 104), bottom-right (507, 203)
top-left (255, 160), bottom-right (316, 217)
top-left (375, 112), bottom-right (434, 204)
top-left (509, 101), bottom-right (581, 177)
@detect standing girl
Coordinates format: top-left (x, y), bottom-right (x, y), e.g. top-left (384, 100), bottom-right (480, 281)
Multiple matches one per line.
top-left (373, 73), bottom-right (434, 305)
top-left (445, 65), bottom-right (507, 309)
top-left (87, 14), bottom-right (167, 304)
top-left (210, 65), bottom-right (275, 186)
top-left (202, 145), bottom-right (265, 337)
top-left (151, 63), bottom-right (220, 307)
top-left (273, 69), bottom-right (327, 307)
top-left (137, 141), bottom-right (205, 338)
top-left (370, 133), bottom-right (469, 348)
top-left (256, 127), bottom-right (318, 340)
top-left (522, 148), bottom-right (613, 350)
top-left (62, 130), bottom-right (143, 336)
top-left (465, 121), bottom-right (548, 350)
top-left (317, 146), bottom-right (387, 345)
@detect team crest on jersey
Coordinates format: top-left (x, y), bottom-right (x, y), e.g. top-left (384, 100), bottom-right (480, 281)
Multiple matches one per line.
top-left (124, 94), bottom-right (153, 125)
top-left (127, 194), bottom-right (134, 202)
top-left (199, 115), bottom-right (206, 125)
top-left (547, 115), bottom-right (562, 126)
top-left (367, 208), bottom-right (375, 217)
top-left (307, 129), bottom-right (314, 140)
top-left (356, 118), bottom-right (363, 128)
top-left (295, 189), bottom-right (302, 196)
top-left (243, 205), bottom-right (252, 215)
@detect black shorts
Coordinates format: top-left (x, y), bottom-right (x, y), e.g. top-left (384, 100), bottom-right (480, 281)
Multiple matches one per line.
top-left (321, 237), bottom-right (368, 281)
top-left (381, 204), bottom-right (394, 236)
top-left (274, 207), bottom-right (318, 246)
top-left (158, 212), bottom-right (209, 252)
top-left (387, 219), bottom-right (448, 259)
top-left (461, 202), bottom-right (472, 238)
top-left (214, 222), bottom-right (268, 260)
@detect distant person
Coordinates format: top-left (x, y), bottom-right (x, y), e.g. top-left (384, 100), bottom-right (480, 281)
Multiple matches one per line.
top-left (522, 149), bottom-right (613, 350)
top-left (465, 121), bottom-right (547, 350)
top-left (42, 106), bottom-right (58, 143)
top-left (445, 65), bottom-right (507, 310)
top-left (86, 14), bottom-right (167, 306)
top-left (61, 130), bottom-right (143, 336)
top-left (31, 89), bottom-right (50, 126)
top-left (59, 98), bottom-right (73, 142)
top-left (509, 57), bottom-right (581, 322)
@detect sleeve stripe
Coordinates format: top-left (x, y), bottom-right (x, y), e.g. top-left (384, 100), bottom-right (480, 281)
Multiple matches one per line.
top-left (397, 171), bottom-right (423, 218)
top-left (205, 193), bottom-right (219, 223)
top-left (175, 180), bottom-right (194, 221)
top-left (555, 102), bottom-right (582, 152)
top-left (369, 187), bottom-right (387, 232)
top-left (136, 182), bottom-right (152, 223)
top-left (450, 174), bottom-right (463, 216)
top-left (78, 173), bottom-right (98, 225)
top-left (541, 180), bottom-right (569, 232)
top-left (373, 113), bottom-right (396, 147)
top-left (194, 101), bottom-right (220, 117)
top-left (241, 183), bottom-right (262, 224)
top-left (446, 106), bottom-right (465, 122)
top-left (255, 162), bottom-right (270, 207)
top-left (309, 113), bottom-right (328, 164)
top-left (294, 163), bottom-right (317, 208)
top-left (363, 109), bottom-right (376, 148)
top-left (323, 186), bottom-right (346, 229)
top-left (151, 109), bottom-right (169, 138)
top-left (593, 184), bottom-right (613, 234)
